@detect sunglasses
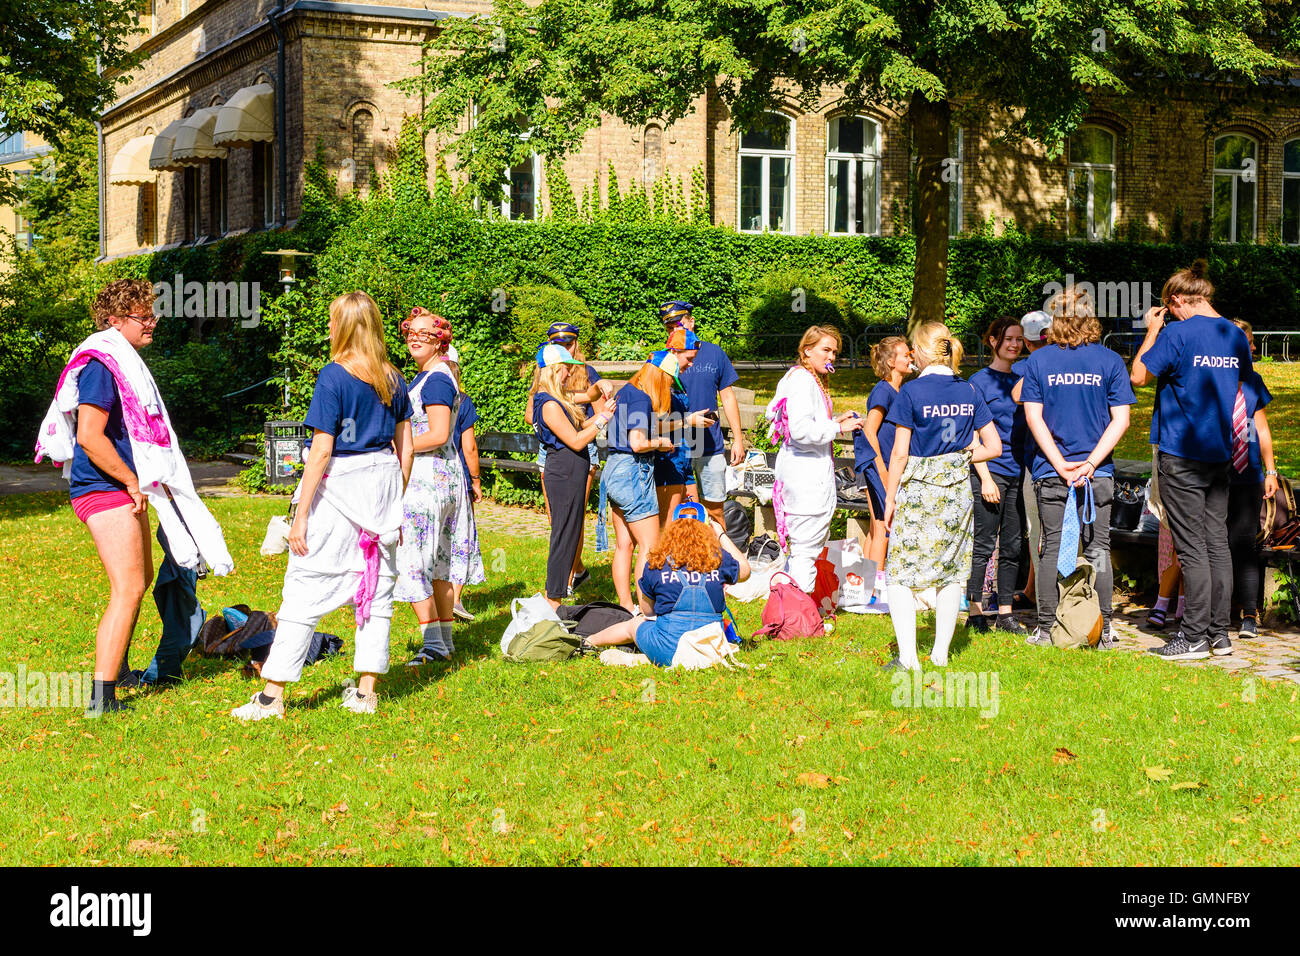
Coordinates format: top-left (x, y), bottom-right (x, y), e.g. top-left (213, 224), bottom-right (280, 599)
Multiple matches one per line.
top-left (404, 330), bottom-right (443, 344)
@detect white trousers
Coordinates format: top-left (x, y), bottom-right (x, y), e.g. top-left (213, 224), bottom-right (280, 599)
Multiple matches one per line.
top-left (262, 554), bottom-right (397, 684)
top-left (785, 508), bottom-right (835, 592)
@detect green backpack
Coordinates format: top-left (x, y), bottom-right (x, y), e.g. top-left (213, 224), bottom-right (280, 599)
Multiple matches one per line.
top-left (503, 620), bottom-right (582, 662)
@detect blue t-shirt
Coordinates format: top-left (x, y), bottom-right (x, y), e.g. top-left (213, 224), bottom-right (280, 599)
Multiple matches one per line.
top-left (533, 391), bottom-right (577, 453)
top-left (453, 392), bottom-right (479, 485)
top-left (853, 380), bottom-right (899, 475)
top-left (968, 366), bottom-right (1027, 478)
top-left (1018, 343), bottom-right (1135, 481)
top-left (69, 359), bottom-right (137, 498)
top-left (1231, 371), bottom-right (1272, 486)
top-left (303, 362), bottom-right (413, 455)
top-left (1011, 357), bottom-right (1035, 464)
top-left (680, 341), bottom-right (739, 458)
top-left (608, 383), bottom-right (656, 456)
top-left (637, 550), bottom-right (741, 618)
top-left (888, 371), bottom-right (992, 459)
top-left (1142, 315), bottom-right (1254, 463)
top-left (581, 364), bottom-right (602, 418)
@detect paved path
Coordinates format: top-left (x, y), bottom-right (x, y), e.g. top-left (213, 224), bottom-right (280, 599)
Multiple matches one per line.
top-left (0, 461), bottom-right (244, 496)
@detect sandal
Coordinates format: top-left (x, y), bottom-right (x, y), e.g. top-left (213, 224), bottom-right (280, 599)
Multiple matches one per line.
top-left (1146, 607), bottom-right (1168, 629)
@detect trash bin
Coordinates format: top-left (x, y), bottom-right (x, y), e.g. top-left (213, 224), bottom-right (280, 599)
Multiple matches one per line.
top-left (264, 421), bottom-right (309, 486)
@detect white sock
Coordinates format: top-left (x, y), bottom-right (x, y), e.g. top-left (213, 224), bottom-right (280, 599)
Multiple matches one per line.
top-left (441, 620), bottom-right (455, 656)
top-left (887, 584), bottom-right (920, 670)
top-left (931, 583), bottom-right (962, 666)
top-left (419, 622), bottom-right (448, 657)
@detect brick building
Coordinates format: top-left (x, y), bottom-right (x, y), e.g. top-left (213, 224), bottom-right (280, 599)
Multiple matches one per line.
top-left (99, 0), bottom-right (1300, 260)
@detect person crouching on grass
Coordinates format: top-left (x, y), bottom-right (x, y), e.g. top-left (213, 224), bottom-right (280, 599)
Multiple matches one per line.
top-left (581, 502), bottom-right (750, 664)
top-left (396, 308), bottom-right (480, 666)
top-left (232, 291), bottom-right (414, 721)
top-left (883, 322), bottom-right (1000, 671)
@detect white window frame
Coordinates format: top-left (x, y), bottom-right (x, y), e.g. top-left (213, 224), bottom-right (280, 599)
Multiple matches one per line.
top-left (948, 127), bottom-right (964, 238)
top-left (1067, 126), bottom-right (1117, 241)
top-left (824, 114), bottom-right (881, 237)
top-left (500, 149), bottom-right (541, 221)
top-left (1212, 134), bottom-right (1258, 244)
top-left (737, 112), bottom-right (795, 234)
top-left (1282, 138), bottom-right (1299, 246)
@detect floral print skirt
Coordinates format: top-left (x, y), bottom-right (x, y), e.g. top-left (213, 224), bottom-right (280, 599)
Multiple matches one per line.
top-left (889, 451), bottom-right (974, 591)
top-left (395, 453), bottom-right (485, 601)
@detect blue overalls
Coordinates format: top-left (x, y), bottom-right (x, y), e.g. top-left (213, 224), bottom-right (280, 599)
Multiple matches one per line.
top-left (636, 561), bottom-right (722, 667)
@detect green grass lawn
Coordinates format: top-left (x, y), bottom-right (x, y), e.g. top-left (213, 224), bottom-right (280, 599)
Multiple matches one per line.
top-left (740, 362), bottom-right (1300, 475)
top-left (2, 492), bottom-right (1299, 865)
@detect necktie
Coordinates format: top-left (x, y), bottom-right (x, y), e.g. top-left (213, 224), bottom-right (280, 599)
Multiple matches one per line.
top-left (1056, 478), bottom-right (1096, 579)
top-left (1231, 387), bottom-right (1249, 473)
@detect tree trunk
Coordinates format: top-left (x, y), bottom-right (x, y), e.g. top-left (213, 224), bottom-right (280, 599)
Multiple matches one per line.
top-left (907, 93), bottom-right (951, 333)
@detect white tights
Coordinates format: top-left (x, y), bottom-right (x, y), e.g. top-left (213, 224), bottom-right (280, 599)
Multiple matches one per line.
top-left (887, 582), bottom-right (962, 670)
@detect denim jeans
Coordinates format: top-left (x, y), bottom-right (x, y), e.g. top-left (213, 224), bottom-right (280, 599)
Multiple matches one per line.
top-left (1034, 475), bottom-right (1114, 635)
top-left (1158, 452), bottom-right (1232, 643)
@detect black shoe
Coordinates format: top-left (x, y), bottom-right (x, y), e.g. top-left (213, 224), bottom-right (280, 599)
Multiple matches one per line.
top-left (1011, 591), bottom-right (1035, 611)
top-left (966, 614), bottom-right (991, 634)
top-left (1149, 634), bottom-right (1211, 661)
top-left (570, 568), bottom-right (591, 592)
top-left (1238, 617), bottom-right (1258, 639)
top-left (115, 669), bottom-right (147, 691)
top-left (1211, 635), bottom-right (1233, 657)
top-left (994, 615), bottom-right (1028, 636)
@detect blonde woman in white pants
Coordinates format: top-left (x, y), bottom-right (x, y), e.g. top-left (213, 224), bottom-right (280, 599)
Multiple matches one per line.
top-left (765, 326), bottom-right (863, 593)
top-left (232, 292), bottom-right (414, 720)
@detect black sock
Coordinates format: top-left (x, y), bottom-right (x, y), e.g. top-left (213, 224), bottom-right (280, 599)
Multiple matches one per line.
top-left (92, 679), bottom-right (116, 704)
top-left (257, 692), bottom-right (278, 706)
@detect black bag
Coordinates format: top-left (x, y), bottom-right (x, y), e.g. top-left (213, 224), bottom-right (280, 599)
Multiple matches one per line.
top-left (747, 533), bottom-right (782, 563)
top-left (1111, 480), bottom-right (1144, 531)
top-left (722, 499), bottom-right (752, 551)
top-left (555, 601), bottom-right (633, 637)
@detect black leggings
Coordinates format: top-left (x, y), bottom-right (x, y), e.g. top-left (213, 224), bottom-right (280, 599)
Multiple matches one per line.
top-left (1227, 481), bottom-right (1264, 617)
top-left (543, 443), bottom-right (589, 600)
top-left (966, 470), bottom-right (1025, 608)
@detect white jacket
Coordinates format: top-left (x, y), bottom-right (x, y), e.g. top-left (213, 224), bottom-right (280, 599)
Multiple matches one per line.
top-left (766, 366), bottom-right (838, 516)
top-left (34, 327), bottom-right (234, 576)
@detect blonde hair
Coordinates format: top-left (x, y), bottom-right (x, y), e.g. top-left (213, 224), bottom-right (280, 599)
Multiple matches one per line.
top-left (797, 325), bottom-right (842, 376)
top-left (1046, 287), bottom-right (1101, 347)
top-left (529, 363), bottom-right (586, 426)
top-left (910, 321), bottom-right (963, 373)
top-left (329, 291), bottom-right (400, 405)
top-left (1163, 258), bottom-right (1214, 306)
top-left (870, 335), bottom-right (908, 379)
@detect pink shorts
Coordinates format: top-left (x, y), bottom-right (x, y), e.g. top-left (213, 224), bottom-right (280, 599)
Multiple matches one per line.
top-left (72, 489), bottom-right (136, 523)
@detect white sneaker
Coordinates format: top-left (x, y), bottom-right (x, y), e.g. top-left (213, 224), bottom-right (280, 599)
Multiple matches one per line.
top-left (231, 692), bottom-right (284, 721)
top-left (452, 603), bottom-right (475, 622)
top-left (340, 686), bottom-right (377, 714)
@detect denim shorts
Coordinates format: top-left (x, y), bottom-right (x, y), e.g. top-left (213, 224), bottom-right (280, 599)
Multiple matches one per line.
top-left (601, 452), bottom-right (658, 523)
top-left (692, 453), bottom-right (727, 503)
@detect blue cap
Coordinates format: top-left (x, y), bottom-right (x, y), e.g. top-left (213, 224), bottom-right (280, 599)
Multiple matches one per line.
top-left (671, 501), bottom-right (708, 523)
top-left (666, 327), bottom-right (701, 351)
top-left (659, 300), bottom-right (695, 325)
top-left (547, 322), bottom-right (580, 341)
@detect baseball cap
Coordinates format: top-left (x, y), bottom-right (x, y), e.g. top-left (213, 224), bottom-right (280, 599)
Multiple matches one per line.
top-left (1020, 310), bottom-right (1053, 342)
top-left (666, 327), bottom-right (701, 351)
top-left (645, 349), bottom-right (686, 391)
top-left (659, 300), bottom-right (695, 325)
top-left (671, 501), bottom-right (708, 524)
top-left (536, 343), bottom-right (585, 368)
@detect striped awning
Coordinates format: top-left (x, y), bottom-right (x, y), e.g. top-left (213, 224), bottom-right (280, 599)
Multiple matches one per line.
top-left (212, 83), bottom-right (274, 148)
top-left (171, 107), bottom-right (227, 164)
top-left (148, 119), bottom-right (188, 171)
top-left (108, 135), bottom-right (156, 185)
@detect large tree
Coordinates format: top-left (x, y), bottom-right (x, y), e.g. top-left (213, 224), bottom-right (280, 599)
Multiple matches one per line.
top-left (398, 0), bottom-right (1295, 328)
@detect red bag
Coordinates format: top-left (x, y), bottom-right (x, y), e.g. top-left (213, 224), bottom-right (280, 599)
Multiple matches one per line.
top-left (811, 547), bottom-right (840, 617)
top-left (752, 571), bottom-right (825, 641)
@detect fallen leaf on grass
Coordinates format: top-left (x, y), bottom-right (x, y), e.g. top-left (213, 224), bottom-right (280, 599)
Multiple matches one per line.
top-left (1052, 747), bottom-right (1076, 765)
top-left (1171, 781), bottom-right (1205, 791)
top-left (1144, 765), bottom-right (1174, 781)
top-left (322, 801), bottom-right (348, 824)
top-left (795, 772), bottom-right (832, 789)
top-left (127, 839), bottom-right (175, 856)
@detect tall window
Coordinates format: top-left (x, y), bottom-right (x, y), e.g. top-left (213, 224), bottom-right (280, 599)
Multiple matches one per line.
top-left (252, 141), bottom-right (273, 228)
top-left (739, 112), bottom-right (794, 233)
top-left (183, 165), bottom-right (200, 241)
top-left (825, 115), bottom-right (879, 236)
top-left (502, 154), bottom-right (540, 221)
top-left (0, 131), bottom-right (23, 156)
top-left (1067, 126), bottom-right (1116, 240)
top-left (643, 124), bottom-right (663, 185)
top-left (1282, 139), bottom-right (1300, 246)
top-left (1212, 134), bottom-right (1257, 243)
top-left (352, 109), bottom-right (374, 195)
top-left (138, 183), bottom-right (156, 248)
top-left (948, 126), bottom-right (964, 238)
top-left (208, 158), bottom-right (227, 236)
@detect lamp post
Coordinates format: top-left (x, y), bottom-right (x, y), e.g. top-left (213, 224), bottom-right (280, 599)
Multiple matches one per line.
top-left (261, 249), bottom-right (313, 408)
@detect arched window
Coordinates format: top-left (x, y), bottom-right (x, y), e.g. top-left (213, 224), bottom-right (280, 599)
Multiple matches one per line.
top-left (352, 109), bottom-right (374, 195)
top-left (825, 115), bottom-right (880, 236)
top-left (1068, 126), bottom-right (1116, 240)
top-left (1212, 134), bottom-right (1257, 243)
top-left (738, 112), bottom-right (794, 233)
top-left (643, 124), bottom-right (664, 185)
top-left (1282, 138), bottom-right (1299, 245)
